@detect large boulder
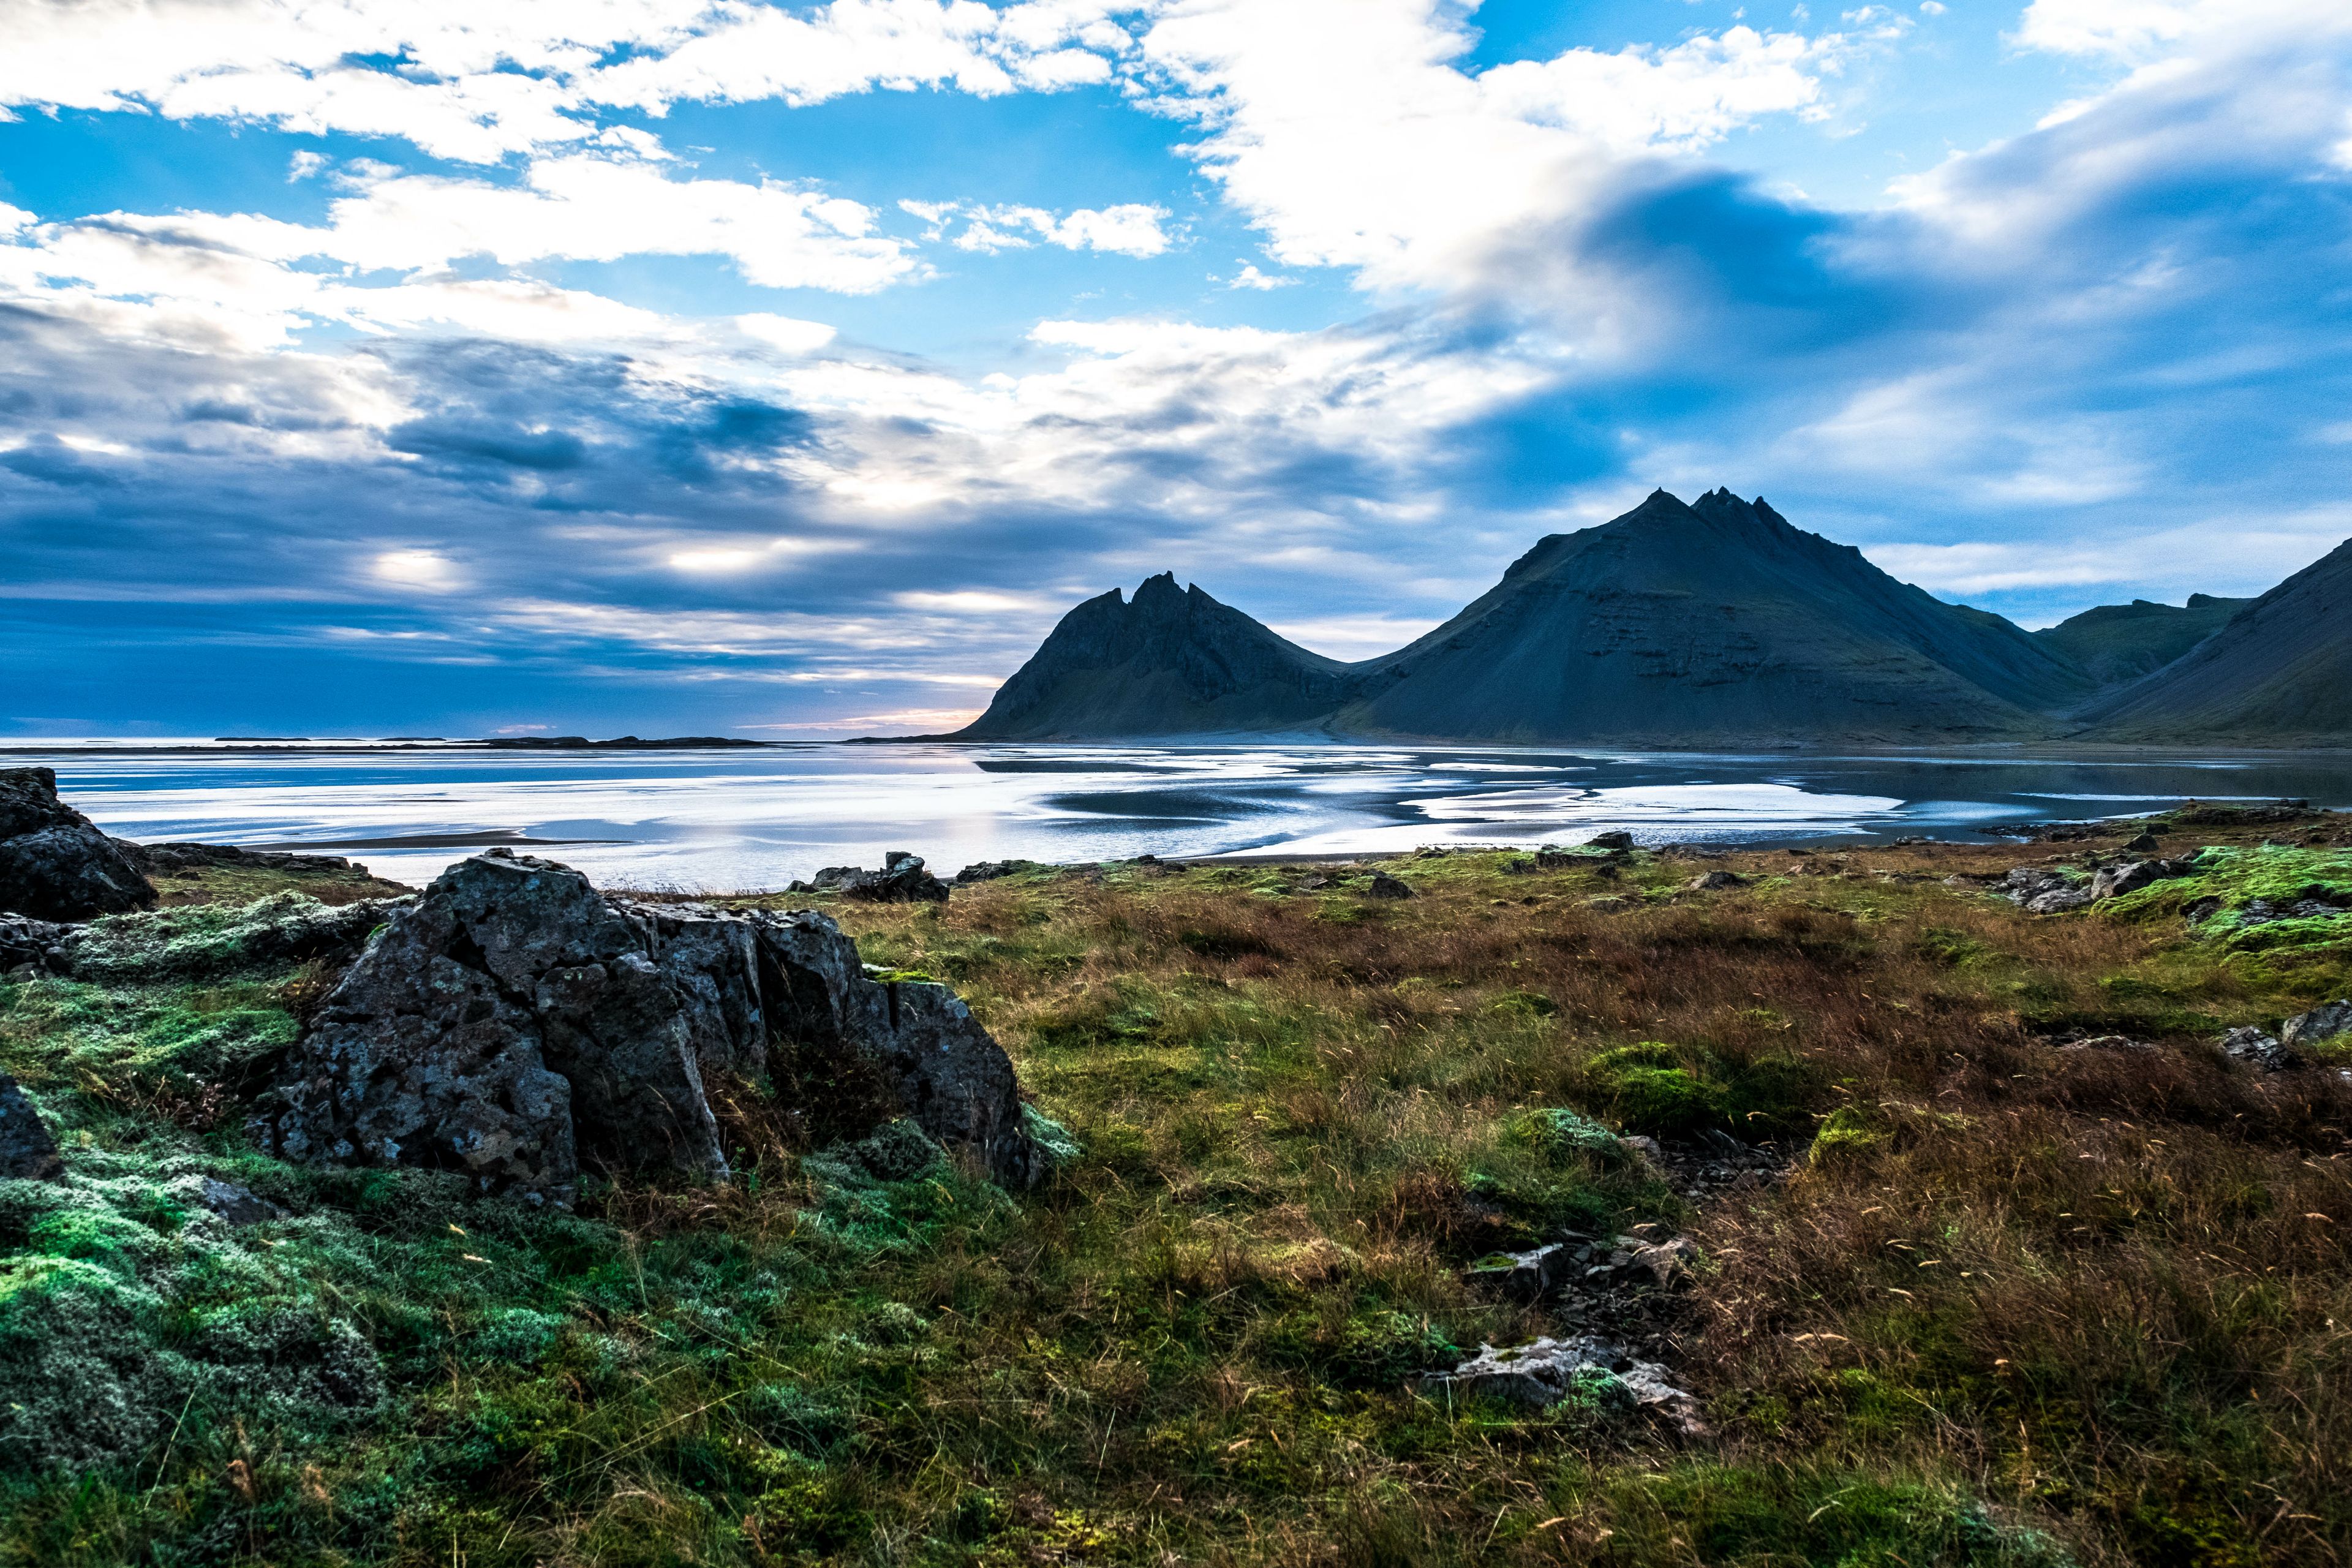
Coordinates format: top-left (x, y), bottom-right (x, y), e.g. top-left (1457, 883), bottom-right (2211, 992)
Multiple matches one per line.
top-left (2282, 1000), bottom-right (2352, 1054)
top-left (0, 768), bottom-right (155, 921)
top-left (264, 851), bottom-right (1037, 1205)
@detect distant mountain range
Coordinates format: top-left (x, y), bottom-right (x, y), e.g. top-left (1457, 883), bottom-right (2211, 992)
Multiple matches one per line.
top-left (948, 489), bottom-right (2350, 747)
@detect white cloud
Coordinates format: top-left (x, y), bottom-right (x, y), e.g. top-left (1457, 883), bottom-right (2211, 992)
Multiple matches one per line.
top-left (1225, 263), bottom-right (1291, 289)
top-left (0, 0), bottom-right (1142, 164)
top-left (372, 549), bottom-right (464, 590)
top-left (1129, 0), bottom-right (1858, 292)
top-left (903, 200), bottom-right (1172, 257)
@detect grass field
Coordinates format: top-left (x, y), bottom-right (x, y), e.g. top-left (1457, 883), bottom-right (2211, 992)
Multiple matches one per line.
top-left (1, 809), bottom-right (2347, 1567)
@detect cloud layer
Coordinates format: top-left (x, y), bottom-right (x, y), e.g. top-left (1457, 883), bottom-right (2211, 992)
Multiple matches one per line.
top-left (3, 0), bottom-right (2350, 732)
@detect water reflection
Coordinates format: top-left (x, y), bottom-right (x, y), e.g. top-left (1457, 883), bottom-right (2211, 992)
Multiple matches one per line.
top-left (6, 741), bottom-right (2345, 892)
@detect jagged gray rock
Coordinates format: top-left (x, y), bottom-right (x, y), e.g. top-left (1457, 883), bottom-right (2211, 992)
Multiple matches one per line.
top-left (0, 768), bottom-right (155, 921)
top-left (264, 851), bottom-right (1037, 1206)
top-left (2221, 1026), bottom-right (2296, 1071)
top-left (0, 1074), bottom-right (62, 1181)
top-left (1418, 1334), bottom-right (1705, 1434)
top-left (2281, 1000), bottom-right (2352, 1054)
top-left (1365, 872), bottom-right (1414, 900)
top-left (805, 851), bottom-right (950, 902)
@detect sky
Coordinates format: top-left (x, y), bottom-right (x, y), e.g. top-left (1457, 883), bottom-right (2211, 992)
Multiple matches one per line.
top-left (2, 0), bottom-right (2350, 738)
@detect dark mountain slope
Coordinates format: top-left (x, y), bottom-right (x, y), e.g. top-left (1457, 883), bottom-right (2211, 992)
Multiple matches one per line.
top-left (954, 573), bottom-right (1363, 740)
top-left (1329, 489), bottom-right (2092, 744)
top-left (2075, 540), bottom-right (2352, 743)
top-left (2034, 594), bottom-right (2249, 688)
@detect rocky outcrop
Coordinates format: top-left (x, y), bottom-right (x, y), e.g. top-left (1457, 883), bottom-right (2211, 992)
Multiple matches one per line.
top-left (792, 852), bottom-right (951, 902)
top-left (0, 768), bottom-right (155, 921)
top-left (263, 851), bottom-right (1038, 1206)
top-left (0, 1075), bottom-right (62, 1181)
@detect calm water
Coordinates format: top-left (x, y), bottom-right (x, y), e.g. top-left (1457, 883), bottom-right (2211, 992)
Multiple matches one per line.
top-left (9, 741), bottom-right (2351, 891)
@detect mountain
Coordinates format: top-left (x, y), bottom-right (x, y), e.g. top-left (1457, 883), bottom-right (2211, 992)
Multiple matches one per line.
top-left (954, 491), bottom-right (2114, 745)
top-left (1329, 489), bottom-right (2091, 744)
top-left (2075, 540), bottom-right (2352, 743)
top-left (2033, 594), bottom-right (2250, 688)
top-left (954, 572), bottom-right (1363, 740)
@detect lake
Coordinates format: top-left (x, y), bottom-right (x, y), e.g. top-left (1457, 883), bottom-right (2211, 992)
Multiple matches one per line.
top-left (9, 741), bottom-right (2350, 891)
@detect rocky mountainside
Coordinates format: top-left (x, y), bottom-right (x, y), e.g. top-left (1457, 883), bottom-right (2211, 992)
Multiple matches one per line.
top-left (1332, 489), bottom-right (2092, 744)
top-left (2074, 539), bottom-right (2352, 742)
top-left (954, 571), bottom-right (1364, 740)
top-left (2034, 594), bottom-right (2250, 688)
top-left (958, 490), bottom-right (2100, 745)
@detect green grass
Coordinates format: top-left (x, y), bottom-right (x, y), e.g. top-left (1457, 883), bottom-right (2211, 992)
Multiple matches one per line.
top-left (0, 815), bottom-right (2345, 1564)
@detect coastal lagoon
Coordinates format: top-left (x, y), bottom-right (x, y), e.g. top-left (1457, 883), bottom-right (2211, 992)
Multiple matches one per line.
top-left (10, 741), bottom-right (2352, 891)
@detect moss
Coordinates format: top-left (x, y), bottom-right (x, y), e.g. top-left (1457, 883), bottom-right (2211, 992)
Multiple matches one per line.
top-left (1809, 1104), bottom-right (1888, 1167)
top-left (1583, 1042), bottom-right (1730, 1136)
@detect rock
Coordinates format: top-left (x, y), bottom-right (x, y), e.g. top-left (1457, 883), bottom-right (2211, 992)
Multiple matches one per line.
top-left (1464, 1243), bottom-right (1572, 1302)
top-left (0, 1074), bottom-right (62, 1180)
top-left (2089, 859), bottom-right (2194, 900)
top-left (1617, 1134), bottom-right (1665, 1169)
top-left (1419, 1335), bottom-right (1704, 1434)
top-left (2220, 1026), bottom-right (2297, 1072)
top-left (2060, 1034), bottom-right (2154, 1053)
top-left (2123, 831), bottom-right (2160, 853)
top-left (821, 851), bottom-right (951, 903)
top-left (2026, 886), bottom-right (2095, 914)
top-left (752, 908), bottom-right (1038, 1186)
top-left (0, 767), bottom-right (156, 921)
top-left (59, 892), bottom-right (412, 982)
top-left (1365, 872), bottom-right (1414, 900)
top-left (2281, 1000), bottom-right (2352, 1053)
top-left (954, 859), bottom-right (1036, 884)
top-left (196, 1177), bottom-right (282, 1227)
top-left (1584, 895), bottom-right (1638, 913)
top-left (0, 913), bottom-right (74, 976)
top-left (1684, 870), bottom-right (1747, 891)
top-left (263, 851), bottom-right (1038, 1205)
top-left (1587, 831), bottom-right (1635, 851)
top-left (1630, 1236), bottom-right (1701, 1287)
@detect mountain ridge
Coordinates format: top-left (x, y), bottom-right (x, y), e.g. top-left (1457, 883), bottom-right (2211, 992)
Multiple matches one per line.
top-left (947, 491), bottom-right (2348, 747)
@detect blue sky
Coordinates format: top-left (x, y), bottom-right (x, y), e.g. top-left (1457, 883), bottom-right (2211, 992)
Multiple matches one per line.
top-left (2, 0), bottom-right (2349, 737)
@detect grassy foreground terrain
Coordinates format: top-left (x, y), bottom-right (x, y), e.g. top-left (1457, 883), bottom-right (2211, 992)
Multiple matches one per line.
top-left (1, 811), bottom-right (2349, 1567)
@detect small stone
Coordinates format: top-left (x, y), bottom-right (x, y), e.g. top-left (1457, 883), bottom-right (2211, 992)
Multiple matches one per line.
top-left (0, 1074), bottom-right (62, 1181)
top-left (1684, 870), bottom-right (1746, 892)
top-left (197, 1177), bottom-right (282, 1227)
top-left (1365, 872), bottom-right (1414, 900)
top-left (1587, 831), bottom-right (1635, 851)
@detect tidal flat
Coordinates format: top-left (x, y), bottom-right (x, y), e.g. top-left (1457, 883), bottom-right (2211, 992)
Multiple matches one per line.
top-left (1, 809), bottom-right (2348, 1567)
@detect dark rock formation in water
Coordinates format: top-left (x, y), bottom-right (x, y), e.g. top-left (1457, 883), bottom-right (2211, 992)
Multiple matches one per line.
top-left (954, 571), bottom-right (1362, 739)
top-left (2075, 538), bottom-right (2352, 742)
top-left (265, 850), bottom-right (1038, 1205)
top-left (2034, 594), bottom-right (2249, 689)
top-left (0, 767), bottom-right (156, 921)
top-left (952, 490), bottom-right (2107, 745)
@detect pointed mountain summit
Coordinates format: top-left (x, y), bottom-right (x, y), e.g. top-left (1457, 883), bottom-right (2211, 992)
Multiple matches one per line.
top-left (1333, 488), bottom-right (2090, 744)
top-left (954, 572), bottom-right (1360, 740)
top-left (2034, 594), bottom-right (2250, 690)
top-left (950, 489), bottom-right (2146, 745)
top-left (2076, 540), bottom-right (2352, 742)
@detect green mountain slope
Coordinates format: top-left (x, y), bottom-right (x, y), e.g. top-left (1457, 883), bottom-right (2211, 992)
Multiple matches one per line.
top-left (2034, 594), bottom-right (2249, 688)
top-left (2076, 540), bottom-right (2352, 742)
